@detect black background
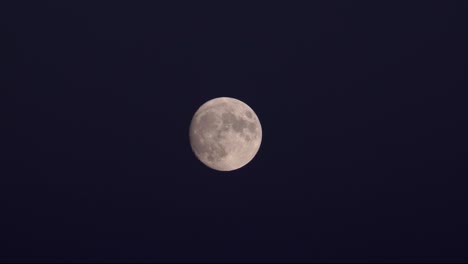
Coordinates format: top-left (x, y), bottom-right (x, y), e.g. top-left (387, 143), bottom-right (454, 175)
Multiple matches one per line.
top-left (1, 1), bottom-right (467, 262)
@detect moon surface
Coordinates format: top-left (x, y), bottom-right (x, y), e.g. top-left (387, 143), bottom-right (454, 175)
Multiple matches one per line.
top-left (189, 97), bottom-right (262, 171)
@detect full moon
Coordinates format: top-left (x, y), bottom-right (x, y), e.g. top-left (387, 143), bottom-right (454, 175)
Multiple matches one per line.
top-left (189, 97), bottom-right (262, 171)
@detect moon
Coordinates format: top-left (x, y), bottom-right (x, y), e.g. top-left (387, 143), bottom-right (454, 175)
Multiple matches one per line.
top-left (189, 97), bottom-right (262, 171)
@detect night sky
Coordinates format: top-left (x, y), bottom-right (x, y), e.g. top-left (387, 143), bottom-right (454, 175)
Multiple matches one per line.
top-left (1, 1), bottom-right (467, 262)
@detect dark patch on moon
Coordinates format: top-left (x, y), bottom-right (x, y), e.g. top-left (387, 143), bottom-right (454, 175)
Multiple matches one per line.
top-left (220, 111), bottom-right (258, 141)
top-left (205, 142), bottom-right (227, 162)
top-left (198, 111), bottom-right (217, 130)
top-left (247, 122), bottom-right (256, 134)
top-left (221, 112), bottom-right (252, 134)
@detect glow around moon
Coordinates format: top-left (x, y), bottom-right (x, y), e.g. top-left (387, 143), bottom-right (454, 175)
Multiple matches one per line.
top-left (189, 97), bottom-right (262, 171)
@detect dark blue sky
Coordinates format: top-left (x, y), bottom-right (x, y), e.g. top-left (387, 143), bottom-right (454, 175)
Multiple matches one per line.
top-left (1, 1), bottom-right (467, 262)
